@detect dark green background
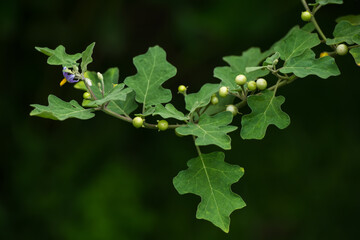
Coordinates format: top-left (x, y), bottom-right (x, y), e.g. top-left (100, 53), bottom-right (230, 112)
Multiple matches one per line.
top-left (2, 0), bottom-right (360, 239)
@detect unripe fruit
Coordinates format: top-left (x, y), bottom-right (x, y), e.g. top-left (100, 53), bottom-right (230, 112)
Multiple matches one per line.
top-left (178, 85), bottom-right (187, 93)
top-left (336, 44), bottom-right (348, 56)
top-left (235, 74), bottom-right (247, 85)
top-left (320, 52), bottom-right (329, 58)
top-left (83, 92), bottom-right (91, 100)
top-left (226, 104), bottom-right (238, 116)
top-left (256, 78), bottom-right (267, 91)
top-left (247, 81), bottom-right (257, 91)
top-left (219, 86), bottom-right (229, 98)
top-left (301, 11), bottom-right (311, 22)
top-left (211, 95), bottom-right (219, 105)
top-left (157, 120), bottom-right (169, 131)
top-left (132, 117), bottom-right (144, 128)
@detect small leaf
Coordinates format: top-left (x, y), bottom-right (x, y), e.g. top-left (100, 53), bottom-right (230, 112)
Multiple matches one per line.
top-left (263, 52), bottom-right (280, 66)
top-left (176, 112), bottom-right (237, 150)
top-left (107, 90), bottom-right (138, 116)
top-left (81, 42), bottom-right (95, 72)
top-left (153, 103), bottom-right (189, 121)
top-left (326, 21), bottom-right (360, 45)
top-left (124, 46), bottom-right (177, 108)
top-left (336, 15), bottom-right (360, 26)
top-left (47, 45), bottom-right (82, 67)
top-left (30, 95), bottom-right (95, 121)
top-left (185, 83), bottom-right (219, 114)
top-left (245, 66), bottom-right (267, 73)
top-left (214, 48), bottom-right (269, 91)
top-left (92, 84), bottom-right (132, 106)
top-left (316, 0), bottom-right (343, 5)
top-left (350, 47), bottom-right (360, 66)
top-left (241, 90), bottom-right (290, 140)
top-left (74, 81), bottom-right (88, 91)
top-left (173, 151), bottom-right (245, 233)
top-left (280, 49), bottom-right (340, 79)
top-left (274, 28), bottom-right (321, 62)
top-left (85, 67), bottom-right (120, 99)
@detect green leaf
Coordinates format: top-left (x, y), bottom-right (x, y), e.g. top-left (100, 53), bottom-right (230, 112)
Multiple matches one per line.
top-left (350, 47), bottom-right (360, 66)
top-left (336, 15), bottom-right (360, 26)
top-left (30, 95), bottom-right (95, 121)
top-left (214, 48), bottom-right (269, 91)
top-left (326, 21), bottom-right (360, 45)
top-left (35, 46), bottom-right (55, 57)
top-left (241, 90), bottom-right (290, 140)
top-left (263, 52), bottom-right (280, 66)
top-left (176, 112), bottom-right (237, 150)
top-left (74, 81), bottom-right (88, 91)
top-left (92, 84), bottom-right (132, 106)
top-left (47, 45), bottom-right (82, 67)
top-left (280, 49), bottom-right (340, 79)
top-left (124, 46), bottom-right (177, 108)
top-left (153, 104), bottom-right (189, 121)
top-left (107, 90), bottom-right (138, 116)
top-left (274, 28), bottom-right (321, 62)
top-left (185, 83), bottom-right (219, 114)
top-left (202, 94), bottom-right (235, 117)
top-left (173, 151), bottom-right (245, 233)
top-left (81, 42), bottom-right (95, 72)
top-left (316, 0), bottom-right (343, 5)
top-left (85, 67), bottom-right (120, 99)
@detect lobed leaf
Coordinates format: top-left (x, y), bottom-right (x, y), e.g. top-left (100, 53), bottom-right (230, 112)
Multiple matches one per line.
top-left (46, 45), bottom-right (82, 67)
top-left (214, 48), bottom-right (269, 91)
top-left (153, 103), bottom-right (189, 121)
top-left (326, 21), bottom-right (360, 45)
top-left (274, 28), bottom-right (321, 62)
top-left (30, 95), bottom-right (95, 121)
top-left (85, 67), bottom-right (120, 99)
top-left (107, 90), bottom-right (138, 116)
top-left (124, 46), bottom-right (177, 108)
top-left (185, 83), bottom-right (219, 114)
top-left (81, 42), bottom-right (95, 72)
top-left (280, 49), bottom-right (341, 79)
top-left (241, 90), bottom-right (290, 140)
top-left (176, 112), bottom-right (237, 150)
top-left (92, 84), bottom-right (132, 106)
top-left (173, 151), bottom-right (245, 233)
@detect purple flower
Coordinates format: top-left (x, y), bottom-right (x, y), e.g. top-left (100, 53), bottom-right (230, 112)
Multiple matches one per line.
top-left (62, 67), bottom-right (78, 83)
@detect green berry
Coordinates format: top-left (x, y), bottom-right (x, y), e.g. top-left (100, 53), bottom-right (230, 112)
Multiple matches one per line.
top-left (83, 92), bottom-right (91, 100)
top-left (336, 44), bottom-right (348, 56)
top-left (219, 86), bottom-right (229, 98)
top-left (157, 120), bottom-right (169, 131)
top-left (256, 78), bottom-right (267, 91)
top-left (226, 104), bottom-right (238, 116)
top-left (211, 95), bottom-right (219, 105)
top-left (178, 85), bottom-right (187, 93)
top-left (247, 81), bottom-right (257, 91)
top-left (301, 11), bottom-right (311, 22)
top-left (132, 117), bottom-right (144, 128)
top-left (235, 74), bottom-right (247, 85)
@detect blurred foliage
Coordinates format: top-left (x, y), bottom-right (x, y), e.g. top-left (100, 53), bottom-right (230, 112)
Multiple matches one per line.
top-left (1, 0), bottom-right (360, 239)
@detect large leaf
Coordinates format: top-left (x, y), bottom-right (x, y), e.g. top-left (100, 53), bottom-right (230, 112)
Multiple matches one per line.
top-left (336, 15), bottom-right (360, 26)
top-left (124, 46), bottom-right (177, 108)
top-left (38, 45), bottom-right (82, 67)
top-left (81, 42), bottom-right (95, 72)
top-left (241, 90), bottom-right (290, 140)
top-left (350, 47), bottom-right (360, 66)
top-left (280, 49), bottom-right (340, 79)
top-left (185, 83), bottom-right (219, 114)
top-left (30, 95), bottom-right (95, 121)
top-left (173, 151), bottom-right (245, 233)
top-left (326, 21), bottom-right (360, 45)
top-left (274, 28), bottom-right (321, 62)
top-left (316, 0), bottom-right (343, 5)
top-left (106, 90), bottom-right (138, 116)
top-left (214, 48), bottom-right (269, 91)
top-left (153, 103), bottom-right (188, 121)
top-left (176, 112), bottom-right (237, 150)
